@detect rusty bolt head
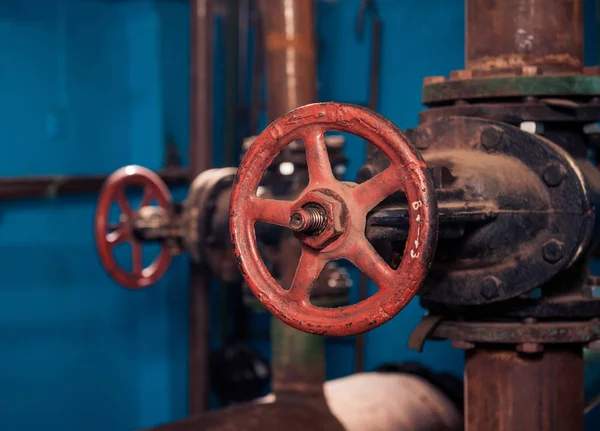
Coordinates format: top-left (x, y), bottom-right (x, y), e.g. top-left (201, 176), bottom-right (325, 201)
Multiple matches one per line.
top-left (542, 240), bottom-right (565, 264)
top-left (542, 163), bottom-right (565, 187)
top-left (481, 276), bottom-right (501, 300)
top-left (480, 126), bottom-right (504, 150)
top-left (292, 190), bottom-right (346, 250)
top-left (517, 343), bottom-right (544, 354)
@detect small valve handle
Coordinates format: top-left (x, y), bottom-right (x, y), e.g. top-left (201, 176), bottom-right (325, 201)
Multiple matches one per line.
top-left (230, 103), bottom-right (438, 336)
top-left (95, 165), bottom-right (173, 289)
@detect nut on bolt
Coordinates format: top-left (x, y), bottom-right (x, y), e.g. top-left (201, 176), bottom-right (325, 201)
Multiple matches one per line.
top-left (481, 276), bottom-right (501, 300)
top-left (480, 126), bottom-right (504, 150)
top-left (542, 240), bottom-right (565, 264)
top-left (291, 190), bottom-right (346, 250)
top-left (542, 162), bottom-right (565, 187)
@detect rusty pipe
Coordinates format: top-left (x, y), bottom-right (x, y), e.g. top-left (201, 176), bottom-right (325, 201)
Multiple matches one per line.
top-left (189, 0), bottom-right (213, 415)
top-left (257, 0), bottom-right (324, 402)
top-left (465, 346), bottom-right (584, 431)
top-left (271, 317), bottom-right (325, 397)
top-left (258, 0), bottom-right (317, 120)
top-left (466, 0), bottom-right (584, 76)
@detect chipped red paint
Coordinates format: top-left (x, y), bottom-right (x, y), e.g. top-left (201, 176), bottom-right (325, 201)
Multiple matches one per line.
top-left (95, 165), bottom-right (173, 289)
top-left (230, 102), bottom-right (438, 336)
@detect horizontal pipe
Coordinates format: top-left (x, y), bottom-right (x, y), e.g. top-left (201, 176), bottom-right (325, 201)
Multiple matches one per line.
top-left (0, 167), bottom-right (189, 201)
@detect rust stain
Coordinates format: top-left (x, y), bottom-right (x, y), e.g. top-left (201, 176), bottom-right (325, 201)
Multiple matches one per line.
top-left (265, 33), bottom-right (314, 59)
top-left (468, 53), bottom-right (582, 73)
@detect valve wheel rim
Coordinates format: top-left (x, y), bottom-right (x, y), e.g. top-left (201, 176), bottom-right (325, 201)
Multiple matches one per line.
top-left (230, 102), bottom-right (438, 336)
top-left (94, 165), bottom-right (173, 289)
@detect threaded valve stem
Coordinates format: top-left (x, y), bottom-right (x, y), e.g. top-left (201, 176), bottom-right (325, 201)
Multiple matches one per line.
top-left (289, 205), bottom-right (328, 235)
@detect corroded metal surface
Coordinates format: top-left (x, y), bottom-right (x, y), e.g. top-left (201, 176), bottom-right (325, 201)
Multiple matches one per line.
top-left (145, 396), bottom-right (344, 431)
top-left (190, 0), bottom-right (213, 178)
top-left (361, 116), bottom-right (595, 307)
top-left (259, 0), bottom-right (316, 120)
top-left (183, 167), bottom-right (239, 282)
top-left (431, 319), bottom-right (600, 345)
top-left (146, 372), bottom-right (464, 431)
top-left (466, 0), bottom-right (583, 77)
top-left (420, 98), bottom-right (600, 125)
top-left (465, 346), bottom-right (584, 431)
top-left (95, 165), bottom-right (173, 289)
top-left (422, 74), bottom-right (600, 105)
top-left (230, 102), bottom-right (438, 336)
top-left (189, 0), bottom-right (214, 413)
top-left (271, 316), bottom-right (325, 395)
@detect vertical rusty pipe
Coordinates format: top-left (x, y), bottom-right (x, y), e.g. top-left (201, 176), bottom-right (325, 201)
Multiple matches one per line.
top-left (224, 0), bottom-right (239, 166)
top-left (271, 236), bottom-right (326, 397)
top-left (258, 0), bottom-right (317, 120)
top-left (466, 0), bottom-right (584, 76)
top-left (189, 0), bottom-right (213, 415)
top-left (271, 315), bottom-right (326, 397)
top-left (258, 0), bottom-right (324, 400)
top-left (465, 346), bottom-right (584, 431)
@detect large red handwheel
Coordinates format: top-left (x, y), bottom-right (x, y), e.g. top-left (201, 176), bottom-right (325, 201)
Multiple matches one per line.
top-left (95, 165), bottom-right (173, 289)
top-left (230, 103), bottom-right (438, 336)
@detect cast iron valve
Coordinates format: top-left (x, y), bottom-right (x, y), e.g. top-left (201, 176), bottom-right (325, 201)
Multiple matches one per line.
top-left (94, 165), bottom-right (242, 287)
top-left (230, 102), bottom-right (438, 336)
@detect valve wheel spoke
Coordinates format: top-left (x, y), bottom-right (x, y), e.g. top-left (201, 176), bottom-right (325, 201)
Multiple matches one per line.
top-left (115, 189), bottom-right (134, 218)
top-left (106, 229), bottom-right (127, 246)
top-left (351, 166), bottom-right (406, 213)
top-left (346, 235), bottom-right (395, 290)
top-left (140, 187), bottom-right (154, 208)
top-left (131, 242), bottom-right (143, 276)
top-left (249, 197), bottom-right (294, 227)
top-left (288, 247), bottom-right (327, 302)
top-left (303, 127), bottom-right (335, 186)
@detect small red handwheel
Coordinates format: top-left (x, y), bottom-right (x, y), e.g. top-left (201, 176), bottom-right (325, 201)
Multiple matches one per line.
top-left (230, 102), bottom-right (438, 336)
top-left (95, 165), bottom-right (173, 289)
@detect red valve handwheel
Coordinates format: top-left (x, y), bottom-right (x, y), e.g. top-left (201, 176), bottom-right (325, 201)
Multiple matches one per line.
top-left (230, 102), bottom-right (438, 336)
top-left (95, 165), bottom-right (173, 289)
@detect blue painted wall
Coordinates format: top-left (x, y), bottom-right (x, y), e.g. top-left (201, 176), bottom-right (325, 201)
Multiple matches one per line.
top-left (0, 1), bottom-right (190, 430)
top-left (1, 0), bottom-right (599, 430)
